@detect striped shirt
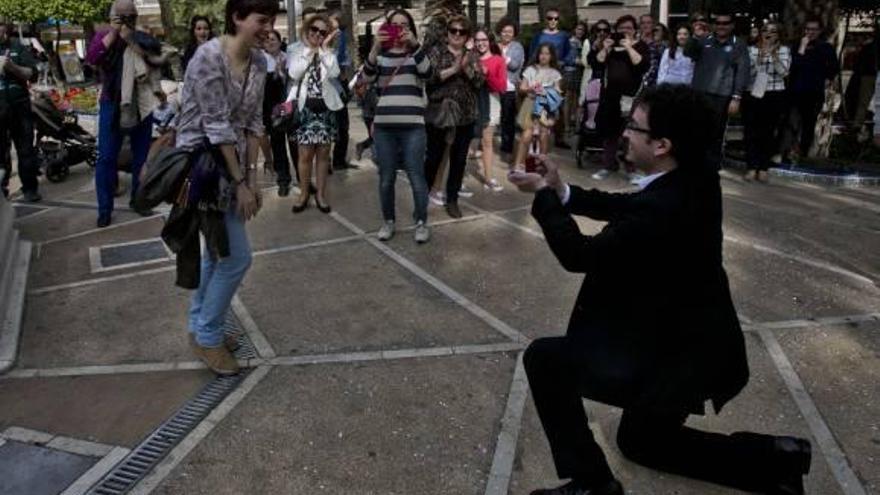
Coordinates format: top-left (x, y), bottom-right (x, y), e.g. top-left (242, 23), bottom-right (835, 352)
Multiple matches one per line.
top-left (363, 46), bottom-right (432, 127)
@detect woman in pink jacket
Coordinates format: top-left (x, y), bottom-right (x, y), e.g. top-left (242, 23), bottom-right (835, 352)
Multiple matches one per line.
top-left (473, 26), bottom-right (508, 192)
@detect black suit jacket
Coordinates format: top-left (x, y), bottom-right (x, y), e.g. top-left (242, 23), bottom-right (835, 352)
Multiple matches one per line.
top-left (531, 169), bottom-right (749, 414)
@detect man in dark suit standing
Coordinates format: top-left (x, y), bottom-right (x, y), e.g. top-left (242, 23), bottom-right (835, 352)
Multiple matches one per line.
top-left (508, 84), bottom-right (812, 495)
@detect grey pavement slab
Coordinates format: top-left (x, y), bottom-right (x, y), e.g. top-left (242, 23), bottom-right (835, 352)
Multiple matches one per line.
top-left (0, 440), bottom-right (98, 495)
top-left (724, 242), bottom-right (880, 322)
top-left (389, 216), bottom-right (586, 340)
top-left (19, 271), bottom-right (196, 368)
top-left (238, 241), bottom-right (509, 356)
top-left (28, 216), bottom-right (168, 288)
top-left (241, 188), bottom-right (355, 252)
top-left (153, 354), bottom-right (516, 495)
top-left (327, 167), bottom-right (481, 233)
top-left (14, 206), bottom-right (141, 243)
top-left (775, 322), bottom-right (880, 494)
top-left (510, 333), bottom-right (842, 495)
top-left (0, 370), bottom-right (212, 447)
top-left (724, 202), bottom-right (880, 283)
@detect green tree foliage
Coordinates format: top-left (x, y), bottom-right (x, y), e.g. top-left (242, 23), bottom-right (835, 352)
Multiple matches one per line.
top-left (0, 0), bottom-right (112, 24)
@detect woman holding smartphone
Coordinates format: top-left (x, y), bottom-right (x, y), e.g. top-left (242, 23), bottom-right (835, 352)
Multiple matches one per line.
top-left (287, 14), bottom-right (342, 213)
top-left (176, 0), bottom-right (277, 375)
top-left (363, 9), bottom-right (433, 243)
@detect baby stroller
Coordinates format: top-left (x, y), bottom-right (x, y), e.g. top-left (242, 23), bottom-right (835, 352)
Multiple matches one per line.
top-left (574, 78), bottom-right (603, 169)
top-left (30, 91), bottom-right (97, 183)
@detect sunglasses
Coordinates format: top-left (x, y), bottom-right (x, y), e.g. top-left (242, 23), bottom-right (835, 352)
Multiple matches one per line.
top-left (596, 27), bottom-right (610, 32)
top-left (309, 25), bottom-right (329, 37)
top-left (448, 27), bottom-right (468, 36)
top-left (714, 20), bottom-right (734, 26)
top-left (625, 119), bottom-right (651, 134)
top-left (546, 16), bottom-right (559, 21)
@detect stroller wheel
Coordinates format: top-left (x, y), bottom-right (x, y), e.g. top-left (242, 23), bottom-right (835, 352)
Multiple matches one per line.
top-left (47, 164), bottom-right (70, 183)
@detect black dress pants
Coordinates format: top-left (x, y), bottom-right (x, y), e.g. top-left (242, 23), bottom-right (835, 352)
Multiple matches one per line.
top-left (500, 91), bottom-right (518, 154)
top-left (744, 91), bottom-right (786, 172)
top-left (424, 123), bottom-right (473, 204)
top-left (0, 99), bottom-right (40, 194)
top-left (524, 336), bottom-right (784, 492)
top-left (793, 91), bottom-right (824, 155)
top-left (704, 94), bottom-right (732, 170)
top-left (332, 103), bottom-right (350, 169)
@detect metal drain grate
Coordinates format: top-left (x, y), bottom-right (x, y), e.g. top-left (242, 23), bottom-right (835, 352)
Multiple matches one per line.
top-left (86, 371), bottom-right (249, 494)
top-left (224, 312), bottom-right (257, 360)
top-left (85, 312), bottom-right (256, 494)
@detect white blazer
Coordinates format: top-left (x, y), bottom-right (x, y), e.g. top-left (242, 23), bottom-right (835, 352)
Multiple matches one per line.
top-left (286, 46), bottom-right (343, 112)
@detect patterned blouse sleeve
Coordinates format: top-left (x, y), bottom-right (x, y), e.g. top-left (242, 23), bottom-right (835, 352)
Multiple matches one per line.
top-left (246, 52), bottom-right (268, 137)
top-left (188, 48), bottom-right (238, 145)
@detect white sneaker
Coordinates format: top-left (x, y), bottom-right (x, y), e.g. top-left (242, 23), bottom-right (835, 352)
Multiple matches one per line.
top-left (414, 221), bottom-right (430, 244)
top-left (458, 186), bottom-right (474, 198)
top-left (484, 178), bottom-right (503, 192)
top-left (377, 220), bottom-right (395, 241)
top-left (429, 191), bottom-right (445, 206)
top-left (591, 169), bottom-right (611, 180)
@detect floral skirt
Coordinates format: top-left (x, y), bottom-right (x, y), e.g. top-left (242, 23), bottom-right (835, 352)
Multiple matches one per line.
top-left (296, 105), bottom-right (337, 146)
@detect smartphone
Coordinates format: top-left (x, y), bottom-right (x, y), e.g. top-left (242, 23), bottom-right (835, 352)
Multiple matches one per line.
top-left (379, 23), bottom-right (402, 50)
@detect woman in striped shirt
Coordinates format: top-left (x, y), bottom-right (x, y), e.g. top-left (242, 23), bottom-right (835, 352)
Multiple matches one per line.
top-left (363, 9), bottom-right (433, 243)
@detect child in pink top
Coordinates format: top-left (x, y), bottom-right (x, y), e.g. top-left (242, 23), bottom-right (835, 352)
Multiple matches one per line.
top-left (474, 27), bottom-right (508, 191)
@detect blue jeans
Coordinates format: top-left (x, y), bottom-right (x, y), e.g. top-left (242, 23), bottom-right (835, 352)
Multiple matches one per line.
top-left (188, 207), bottom-right (252, 348)
top-left (96, 101), bottom-right (153, 216)
top-left (374, 125), bottom-right (428, 223)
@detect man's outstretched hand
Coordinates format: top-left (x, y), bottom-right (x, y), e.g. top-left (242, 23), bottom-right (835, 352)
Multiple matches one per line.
top-left (508, 155), bottom-right (565, 198)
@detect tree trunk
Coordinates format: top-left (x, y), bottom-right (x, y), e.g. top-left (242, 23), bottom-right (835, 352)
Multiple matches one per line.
top-left (784, 0), bottom-right (840, 158)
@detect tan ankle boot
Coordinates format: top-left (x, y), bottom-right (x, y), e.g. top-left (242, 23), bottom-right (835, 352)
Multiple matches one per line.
top-left (188, 333), bottom-right (240, 353)
top-left (192, 343), bottom-right (240, 375)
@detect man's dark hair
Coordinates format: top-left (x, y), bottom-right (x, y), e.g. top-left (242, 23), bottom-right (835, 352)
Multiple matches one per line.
top-left (225, 0), bottom-right (279, 34)
top-left (711, 8), bottom-right (733, 21)
top-left (495, 16), bottom-right (517, 37)
top-left (804, 15), bottom-right (823, 29)
top-left (636, 84), bottom-right (715, 171)
top-left (546, 7), bottom-right (560, 15)
top-left (615, 15), bottom-right (637, 30)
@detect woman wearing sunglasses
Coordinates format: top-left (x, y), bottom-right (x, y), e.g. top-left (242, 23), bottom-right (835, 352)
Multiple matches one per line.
top-left (744, 21), bottom-right (790, 182)
top-left (424, 15), bottom-right (484, 219)
top-left (287, 13), bottom-right (342, 213)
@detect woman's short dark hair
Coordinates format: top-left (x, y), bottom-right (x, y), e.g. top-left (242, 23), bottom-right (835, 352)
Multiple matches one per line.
top-left (494, 17), bottom-right (517, 37)
top-left (225, 0), bottom-right (279, 35)
top-left (189, 15), bottom-right (213, 44)
top-left (615, 15), bottom-right (637, 30)
top-left (530, 42), bottom-right (558, 67)
top-left (446, 14), bottom-right (471, 37)
top-left (267, 29), bottom-right (282, 42)
top-left (637, 83), bottom-right (714, 171)
top-left (387, 8), bottom-right (418, 40)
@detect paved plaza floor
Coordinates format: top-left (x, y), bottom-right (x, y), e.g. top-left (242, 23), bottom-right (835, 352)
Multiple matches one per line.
top-left (1, 116), bottom-right (879, 494)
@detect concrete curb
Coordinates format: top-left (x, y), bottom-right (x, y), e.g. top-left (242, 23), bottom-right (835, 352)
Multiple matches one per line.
top-left (768, 167), bottom-right (880, 187)
top-left (0, 240), bottom-right (32, 374)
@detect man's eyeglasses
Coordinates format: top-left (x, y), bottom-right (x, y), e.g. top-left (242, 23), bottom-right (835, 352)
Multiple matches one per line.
top-left (309, 26), bottom-right (329, 37)
top-left (714, 19), bottom-right (734, 26)
top-left (625, 119), bottom-right (651, 134)
top-left (546, 16), bottom-right (559, 21)
top-left (448, 27), bottom-right (468, 36)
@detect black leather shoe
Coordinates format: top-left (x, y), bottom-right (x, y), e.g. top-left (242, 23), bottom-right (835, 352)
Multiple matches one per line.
top-left (97, 214), bottom-right (111, 228)
top-left (530, 479), bottom-right (623, 495)
top-left (445, 202), bottom-right (462, 219)
top-left (292, 197), bottom-right (309, 213)
top-left (278, 185), bottom-right (290, 197)
top-left (315, 197), bottom-right (331, 214)
top-left (766, 436), bottom-right (812, 495)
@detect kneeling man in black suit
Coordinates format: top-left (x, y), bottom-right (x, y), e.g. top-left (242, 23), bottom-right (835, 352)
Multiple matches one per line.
top-left (508, 84), bottom-right (812, 495)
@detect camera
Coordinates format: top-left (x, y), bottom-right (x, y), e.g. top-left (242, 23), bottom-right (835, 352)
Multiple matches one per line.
top-left (379, 23), bottom-right (402, 50)
top-left (611, 32), bottom-right (624, 44)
